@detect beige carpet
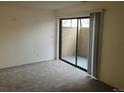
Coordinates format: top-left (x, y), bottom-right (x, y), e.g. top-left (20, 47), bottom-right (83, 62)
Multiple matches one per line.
top-left (0, 60), bottom-right (115, 92)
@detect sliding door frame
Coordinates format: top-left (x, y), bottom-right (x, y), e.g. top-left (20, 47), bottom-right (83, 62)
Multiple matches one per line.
top-left (59, 17), bottom-right (89, 72)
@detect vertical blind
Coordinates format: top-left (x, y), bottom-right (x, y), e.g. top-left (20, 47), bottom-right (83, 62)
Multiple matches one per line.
top-left (88, 12), bottom-right (103, 78)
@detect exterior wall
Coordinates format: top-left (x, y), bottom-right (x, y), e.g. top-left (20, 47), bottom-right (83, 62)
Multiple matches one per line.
top-left (61, 27), bottom-right (76, 57)
top-left (62, 27), bottom-right (89, 58)
top-left (78, 28), bottom-right (89, 57)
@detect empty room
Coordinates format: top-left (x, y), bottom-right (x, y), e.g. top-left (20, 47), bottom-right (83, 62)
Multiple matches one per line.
top-left (0, 1), bottom-right (124, 92)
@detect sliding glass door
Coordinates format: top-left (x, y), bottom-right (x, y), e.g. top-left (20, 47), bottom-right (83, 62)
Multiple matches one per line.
top-left (59, 17), bottom-right (90, 71)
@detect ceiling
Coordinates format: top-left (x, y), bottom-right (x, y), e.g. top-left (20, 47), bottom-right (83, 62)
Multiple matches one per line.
top-left (0, 1), bottom-right (83, 10)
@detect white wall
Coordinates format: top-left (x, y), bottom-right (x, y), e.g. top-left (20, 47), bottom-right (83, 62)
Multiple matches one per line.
top-left (0, 5), bottom-right (56, 68)
top-left (56, 1), bottom-right (124, 89)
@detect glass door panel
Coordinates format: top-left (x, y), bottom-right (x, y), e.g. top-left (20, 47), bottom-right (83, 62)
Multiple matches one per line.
top-left (61, 19), bottom-right (77, 65)
top-left (77, 18), bottom-right (90, 70)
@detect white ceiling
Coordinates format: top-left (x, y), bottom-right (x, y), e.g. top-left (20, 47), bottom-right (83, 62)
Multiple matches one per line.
top-left (0, 1), bottom-right (83, 10)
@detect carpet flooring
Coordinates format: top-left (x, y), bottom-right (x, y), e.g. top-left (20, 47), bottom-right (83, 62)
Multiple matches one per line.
top-left (62, 56), bottom-right (88, 70)
top-left (0, 60), bottom-right (116, 92)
